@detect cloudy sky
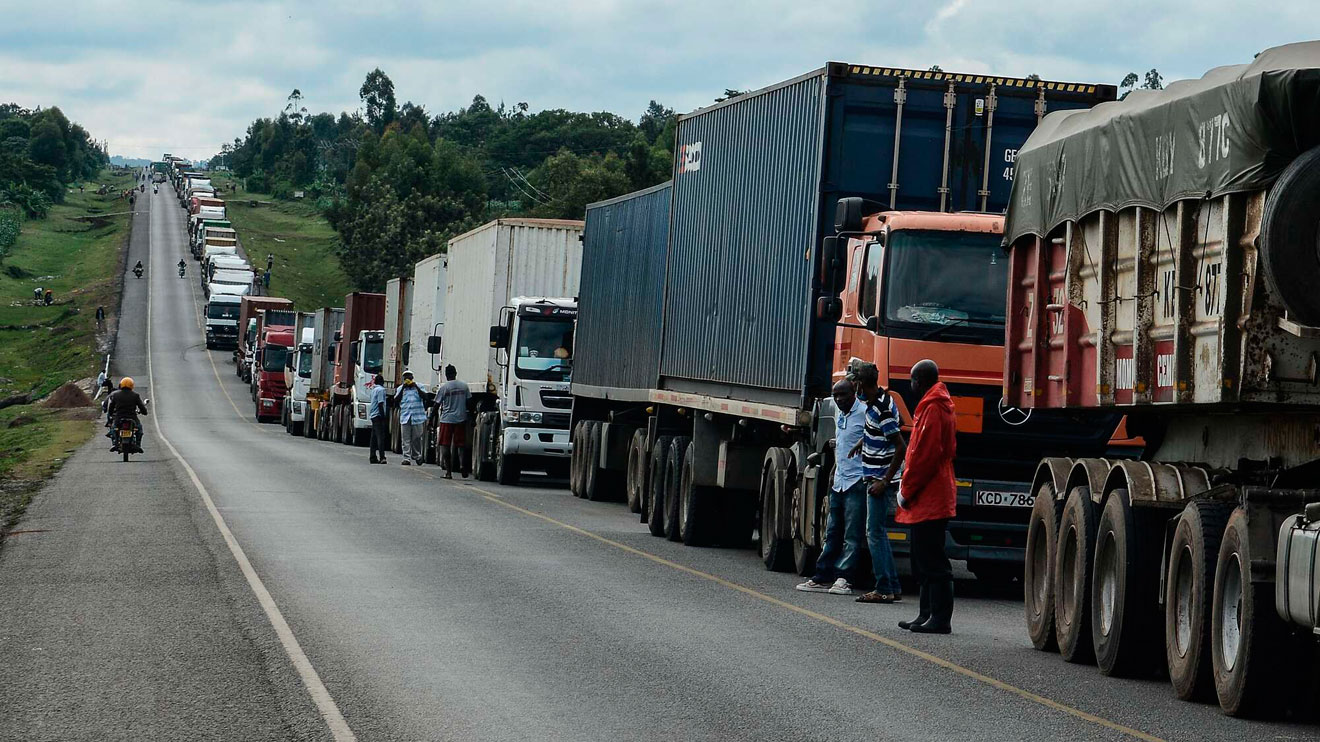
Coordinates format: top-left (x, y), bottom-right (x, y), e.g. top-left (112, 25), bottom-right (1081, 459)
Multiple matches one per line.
top-left (3, 1), bottom-right (1318, 160)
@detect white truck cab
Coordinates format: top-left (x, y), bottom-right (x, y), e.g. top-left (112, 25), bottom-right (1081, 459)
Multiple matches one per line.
top-left (284, 321), bottom-right (315, 435)
top-left (203, 293), bottom-right (242, 350)
top-left (350, 329), bottom-right (385, 437)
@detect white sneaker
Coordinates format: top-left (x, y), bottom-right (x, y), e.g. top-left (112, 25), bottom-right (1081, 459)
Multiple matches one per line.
top-left (828, 578), bottom-right (855, 595)
top-left (795, 579), bottom-right (832, 593)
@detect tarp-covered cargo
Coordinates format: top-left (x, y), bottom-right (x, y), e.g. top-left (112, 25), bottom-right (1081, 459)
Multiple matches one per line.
top-left (1006, 41), bottom-right (1320, 243)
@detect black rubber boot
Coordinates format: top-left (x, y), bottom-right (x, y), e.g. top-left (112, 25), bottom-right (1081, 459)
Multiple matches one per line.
top-left (909, 580), bottom-right (954, 634)
top-left (899, 585), bottom-right (932, 630)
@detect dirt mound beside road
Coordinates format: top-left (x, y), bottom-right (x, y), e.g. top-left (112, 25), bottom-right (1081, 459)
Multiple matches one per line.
top-left (42, 382), bottom-right (95, 408)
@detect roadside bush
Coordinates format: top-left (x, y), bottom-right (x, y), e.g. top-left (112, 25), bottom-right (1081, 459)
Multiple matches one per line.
top-left (270, 179), bottom-right (294, 200)
top-left (0, 205), bottom-right (20, 264)
top-left (245, 170), bottom-right (270, 193)
top-left (0, 185), bottom-right (49, 218)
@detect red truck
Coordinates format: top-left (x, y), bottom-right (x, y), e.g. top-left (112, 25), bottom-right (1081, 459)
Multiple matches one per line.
top-left (236, 296), bottom-right (293, 384)
top-left (253, 309), bottom-right (297, 424)
top-left (323, 292), bottom-right (386, 447)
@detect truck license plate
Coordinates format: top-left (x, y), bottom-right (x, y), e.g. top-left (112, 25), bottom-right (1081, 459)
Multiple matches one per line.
top-left (974, 490), bottom-right (1034, 507)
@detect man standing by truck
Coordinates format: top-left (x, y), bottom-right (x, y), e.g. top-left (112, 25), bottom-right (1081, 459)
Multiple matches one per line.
top-left (796, 379), bottom-right (867, 596)
top-left (897, 360), bottom-right (957, 634)
top-left (435, 364), bottom-right (470, 479)
top-left (367, 373), bottom-right (389, 465)
top-left (395, 370), bottom-right (427, 466)
top-left (850, 362), bottom-right (905, 605)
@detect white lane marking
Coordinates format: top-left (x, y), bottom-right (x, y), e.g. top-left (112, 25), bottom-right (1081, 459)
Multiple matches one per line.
top-left (144, 193), bottom-right (357, 742)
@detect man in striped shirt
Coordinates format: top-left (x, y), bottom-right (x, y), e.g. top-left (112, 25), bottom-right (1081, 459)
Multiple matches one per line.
top-left (394, 370), bottom-right (429, 466)
top-left (849, 362), bottom-right (906, 604)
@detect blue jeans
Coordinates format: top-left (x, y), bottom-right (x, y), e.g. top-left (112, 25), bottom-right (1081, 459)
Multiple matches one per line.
top-left (813, 479), bottom-right (867, 583)
top-left (868, 483), bottom-right (902, 594)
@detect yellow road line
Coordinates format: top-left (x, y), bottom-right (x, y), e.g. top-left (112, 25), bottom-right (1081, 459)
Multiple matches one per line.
top-left (457, 482), bottom-right (1162, 742)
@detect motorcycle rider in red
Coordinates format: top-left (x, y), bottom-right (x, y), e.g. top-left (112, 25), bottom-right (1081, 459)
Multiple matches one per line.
top-left (105, 377), bottom-right (148, 452)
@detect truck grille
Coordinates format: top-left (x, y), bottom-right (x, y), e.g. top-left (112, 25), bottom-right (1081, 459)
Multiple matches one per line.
top-left (540, 390), bottom-right (572, 409)
top-left (543, 412), bottom-right (571, 428)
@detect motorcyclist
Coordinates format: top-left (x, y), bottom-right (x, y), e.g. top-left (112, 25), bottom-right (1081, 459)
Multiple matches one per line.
top-left (177, 258), bottom-right (186, 276)
top-left (133, 260), bottom-right (144, 278)
top-left (105, 377), bottom-right (148, 452)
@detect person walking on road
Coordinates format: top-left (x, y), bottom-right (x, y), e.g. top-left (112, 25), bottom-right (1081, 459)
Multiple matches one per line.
top-left (434, 364), bottom-right (470, 479)
top-left (395, 370), bottom-right (428, 466)
top-left (367, 373), bottom-right (389, 465)
top-left (796, 379), bottom-right (868, 596)
top-left (849, 362), bottom-right (905, 604)
top-left (896, 360), bottom-right (958, 634)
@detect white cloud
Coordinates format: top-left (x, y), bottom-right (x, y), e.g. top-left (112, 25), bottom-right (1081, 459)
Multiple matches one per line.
top-left (1, 1), bottom-right (1318, 158)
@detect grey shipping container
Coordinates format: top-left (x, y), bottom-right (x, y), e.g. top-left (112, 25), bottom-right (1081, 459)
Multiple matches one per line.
top-left (660, 64), bottom-right (1115, 407)
top-left (574, 182), bottom-right (672, 398)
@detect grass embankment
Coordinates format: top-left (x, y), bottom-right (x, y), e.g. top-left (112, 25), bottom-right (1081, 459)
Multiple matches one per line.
top-left (0, 169), bottom-right (135, 530)
top-left (207, 176), bottom-right (351, 310)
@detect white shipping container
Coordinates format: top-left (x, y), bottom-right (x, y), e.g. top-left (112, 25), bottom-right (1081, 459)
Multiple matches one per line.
top-left (410, 253), bottom-right (448, 390)
top-left (443, 219), bottom-right (583, 394)
top-left (383, 277), bottom-right (413, 388)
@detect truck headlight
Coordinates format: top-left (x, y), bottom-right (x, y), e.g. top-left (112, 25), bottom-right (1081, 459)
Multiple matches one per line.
top-left (518, 411), bottom-right (543, 424)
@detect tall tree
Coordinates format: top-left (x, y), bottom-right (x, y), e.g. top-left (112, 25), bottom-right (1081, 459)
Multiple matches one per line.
top-left (360, 69), bottom-right (397, 133)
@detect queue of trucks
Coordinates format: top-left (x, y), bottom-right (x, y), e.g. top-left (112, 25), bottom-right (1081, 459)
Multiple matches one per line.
top-left (180, 44), bottom-right (1320, 719)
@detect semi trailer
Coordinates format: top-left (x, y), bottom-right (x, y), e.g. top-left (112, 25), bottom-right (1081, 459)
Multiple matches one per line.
top-left (252, 309), bottom-right (296, 424)
top-left (307, 307), bottom-right (345, 441)
top-left (235, 296), bottom-right (293, 382)
top-left (282, 312), bottom-right (316, 436)
top-left (327, 292), bottom-right (385, 447)
top-left (570, 62), bottom-right (1130, 578)
top-left (1006, 42), bottom-right (1320, 717)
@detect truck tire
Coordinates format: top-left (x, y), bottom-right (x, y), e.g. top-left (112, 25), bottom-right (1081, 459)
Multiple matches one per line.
top-left (677, 445), bottom-right (712, 546)
top-left (663, 437), bottom-right (690, 541)
top-left (646, 435), bottom-right (674, 537)
top-left (1166, 501), bottom-right (1232, 703)
top-left (341, 410), bottom-right (354, 446)
top-left (793, 461), bottom-right (829, 577)
top-left (569, 422), bottom-right (585, 497)
top-left (1260, 144), bottom-right (1320, 325)
top-left (473, 413), bottom-right (497, 481)
top-left (390, 414), bottom-right (401, 454)
top-left (626, 430), bottom-right (647, 514)
top-left (1091, 489), bottom-right (1164, 677)
top-left (496, 447), bottom-right (521, 486)
top-left (1054, 487), bottom-right (1098, 663)
top-left (1212, 506), bottom-right (1293, 717)
top-left (760, 448), bottom-right (794, 572)
top-left (1019, 472), bottom-right (1061, 646)
top-left (583, 422), bottom-right (608, 501)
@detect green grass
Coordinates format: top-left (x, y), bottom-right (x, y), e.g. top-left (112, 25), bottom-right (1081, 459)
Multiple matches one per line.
top-left (0, 405), bottom-right (95, 530)
top-left (206, 175), bottom-right (351, 310)
top-left (0, 170), bottom-right (135, 400)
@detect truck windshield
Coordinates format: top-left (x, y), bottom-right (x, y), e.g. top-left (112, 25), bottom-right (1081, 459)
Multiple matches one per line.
top-left (515, 317), bottom-right (574, 381)
top-left (882, 230), bottom-right (1008, 344)
top-left (298, 349), bottom-right (312, 377)
top-left (263, 345), bottom-right (288, 372)
top-left (362, 339), bottom-right (384, 374)
top-left (207, 303), bottom-right (239, 320)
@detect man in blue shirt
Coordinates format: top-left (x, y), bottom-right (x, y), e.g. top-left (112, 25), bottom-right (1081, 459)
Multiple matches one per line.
top-left (367, 373), bottom-right (389, 465)
top-left (394, 369), bottom-right (428, 466)
top-left (796, 379), bottom-right (868, 595)
top-left (851, 362), bottom-right (906, 604)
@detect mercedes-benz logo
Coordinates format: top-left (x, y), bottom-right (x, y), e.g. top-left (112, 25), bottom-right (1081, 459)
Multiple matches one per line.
top-left (998, 397), bottom-right (1032, 426)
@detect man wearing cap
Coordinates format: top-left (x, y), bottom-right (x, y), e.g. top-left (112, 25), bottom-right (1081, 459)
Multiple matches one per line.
top-left (394, 369), bottom-right (429, 466)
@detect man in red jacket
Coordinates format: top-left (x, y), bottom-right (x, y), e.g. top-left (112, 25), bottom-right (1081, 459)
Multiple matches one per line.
top-left (895, 360), bottom-right (957, 634)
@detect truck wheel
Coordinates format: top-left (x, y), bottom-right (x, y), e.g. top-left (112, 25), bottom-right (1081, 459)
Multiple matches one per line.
top-left (1055, 487), bottom-right (1098, 663)
top-left (585, 422), bottom-right (612, 501)
top-left (1025, 481), bottom-right (1064, 651)
top-left (496, 447), bottom-right (521, 486)
top-left (625, 430), bottom-right (647, 514)
top-left (1166, 501), bottom-right (1232, 702)
top-left (663, 437), bottom-right (690, 541)
top-left (646, 435), bottom-right (673, 537)
top-left (1091, 488), bottom-right (1164, 677)
top-left (342, 411), bottom-right (354, 446)
top-left (569, 423), bottom-right (584, 497)
top-left (474, 413), bottom-right (498, 481)
top-left (390, 415), bottom-right (401, 454)
top-left (1212, 507), bottom-right (1293, 717)
top-left (760, 448), bottom-right (794, 572)
top-left (677, 445), bottom-right (712, 547)
top-left (1260, 144), bottom-right (1320, 325)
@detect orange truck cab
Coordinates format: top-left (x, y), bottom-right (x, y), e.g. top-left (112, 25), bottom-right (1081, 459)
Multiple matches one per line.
top-left (831, 203), bottom-right (1139, 579)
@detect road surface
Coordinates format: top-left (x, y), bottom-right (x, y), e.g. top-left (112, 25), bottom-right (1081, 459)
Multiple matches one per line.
top-left (2, 185), bottom-right (1317, 741)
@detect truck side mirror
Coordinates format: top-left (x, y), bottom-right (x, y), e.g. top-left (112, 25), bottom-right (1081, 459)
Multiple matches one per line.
top-left (402, 341), bottom-right (410, 367)
top-left (815, 296), bottom-right (842, 322)
top-left (333, 331), bottom-right (342, 342)
top-left (351, 341), bottom-right (359, 361)
top-left (835, 197), bottom-right (864, 233)
top-left (427, 335), bottom-right (442, 355)
top-left (489, 325), bottom-right (509, 349)
top-left (286, 354), bottom-right (295, 371)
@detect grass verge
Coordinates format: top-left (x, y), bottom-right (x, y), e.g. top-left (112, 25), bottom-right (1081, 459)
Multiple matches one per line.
top-left (204, 176), bottom-right (351, 309)
top-left (0, 169), bottom-right (135, 532)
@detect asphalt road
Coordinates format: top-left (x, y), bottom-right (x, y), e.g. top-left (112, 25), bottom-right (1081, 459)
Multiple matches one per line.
top-left (4, 184), bottom-right (1319, 741)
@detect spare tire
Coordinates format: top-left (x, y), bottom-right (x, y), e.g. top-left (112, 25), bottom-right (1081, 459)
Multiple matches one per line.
top-left (1261, 144), bottom-right (1320, 324)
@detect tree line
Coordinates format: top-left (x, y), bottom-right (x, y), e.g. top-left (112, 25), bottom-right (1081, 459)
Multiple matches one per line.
top-left (213, 69), bottom-right (676, 291)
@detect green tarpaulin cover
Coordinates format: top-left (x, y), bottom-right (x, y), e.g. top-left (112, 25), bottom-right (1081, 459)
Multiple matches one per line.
top-left (1005, 41), bottom-right (1320, 243)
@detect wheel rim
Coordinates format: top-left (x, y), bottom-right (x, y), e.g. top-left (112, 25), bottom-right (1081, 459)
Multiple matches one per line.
top-left (1059, 524), bottom-right (1078, 623)
top-left (1219, 553), bottom-right (1243, 672)
top-left (1029, 515), bottom-right (1050, 613)
top-left (1097, 532), bottom-right (1118, 636)
top-left (1174, 545), bottom-right (1194, 657)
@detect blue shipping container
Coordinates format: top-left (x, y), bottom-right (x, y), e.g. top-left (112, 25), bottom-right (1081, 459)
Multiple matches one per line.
top-left (660, 64), bottom-right (1115, 407)
top-left (574, 182), bottom-right (672, 397)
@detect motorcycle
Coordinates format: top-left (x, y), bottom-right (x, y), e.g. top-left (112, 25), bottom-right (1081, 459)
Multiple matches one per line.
top-left (133, 266), bottom-right (144, 279)
top-left (108, 400), bottom-right (149, 461)
top-left (178, 264), bottom-right (186, 278)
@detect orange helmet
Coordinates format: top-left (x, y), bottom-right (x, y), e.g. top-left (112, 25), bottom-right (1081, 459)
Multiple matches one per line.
top-left (119, 377), bottom-right (134, 389)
